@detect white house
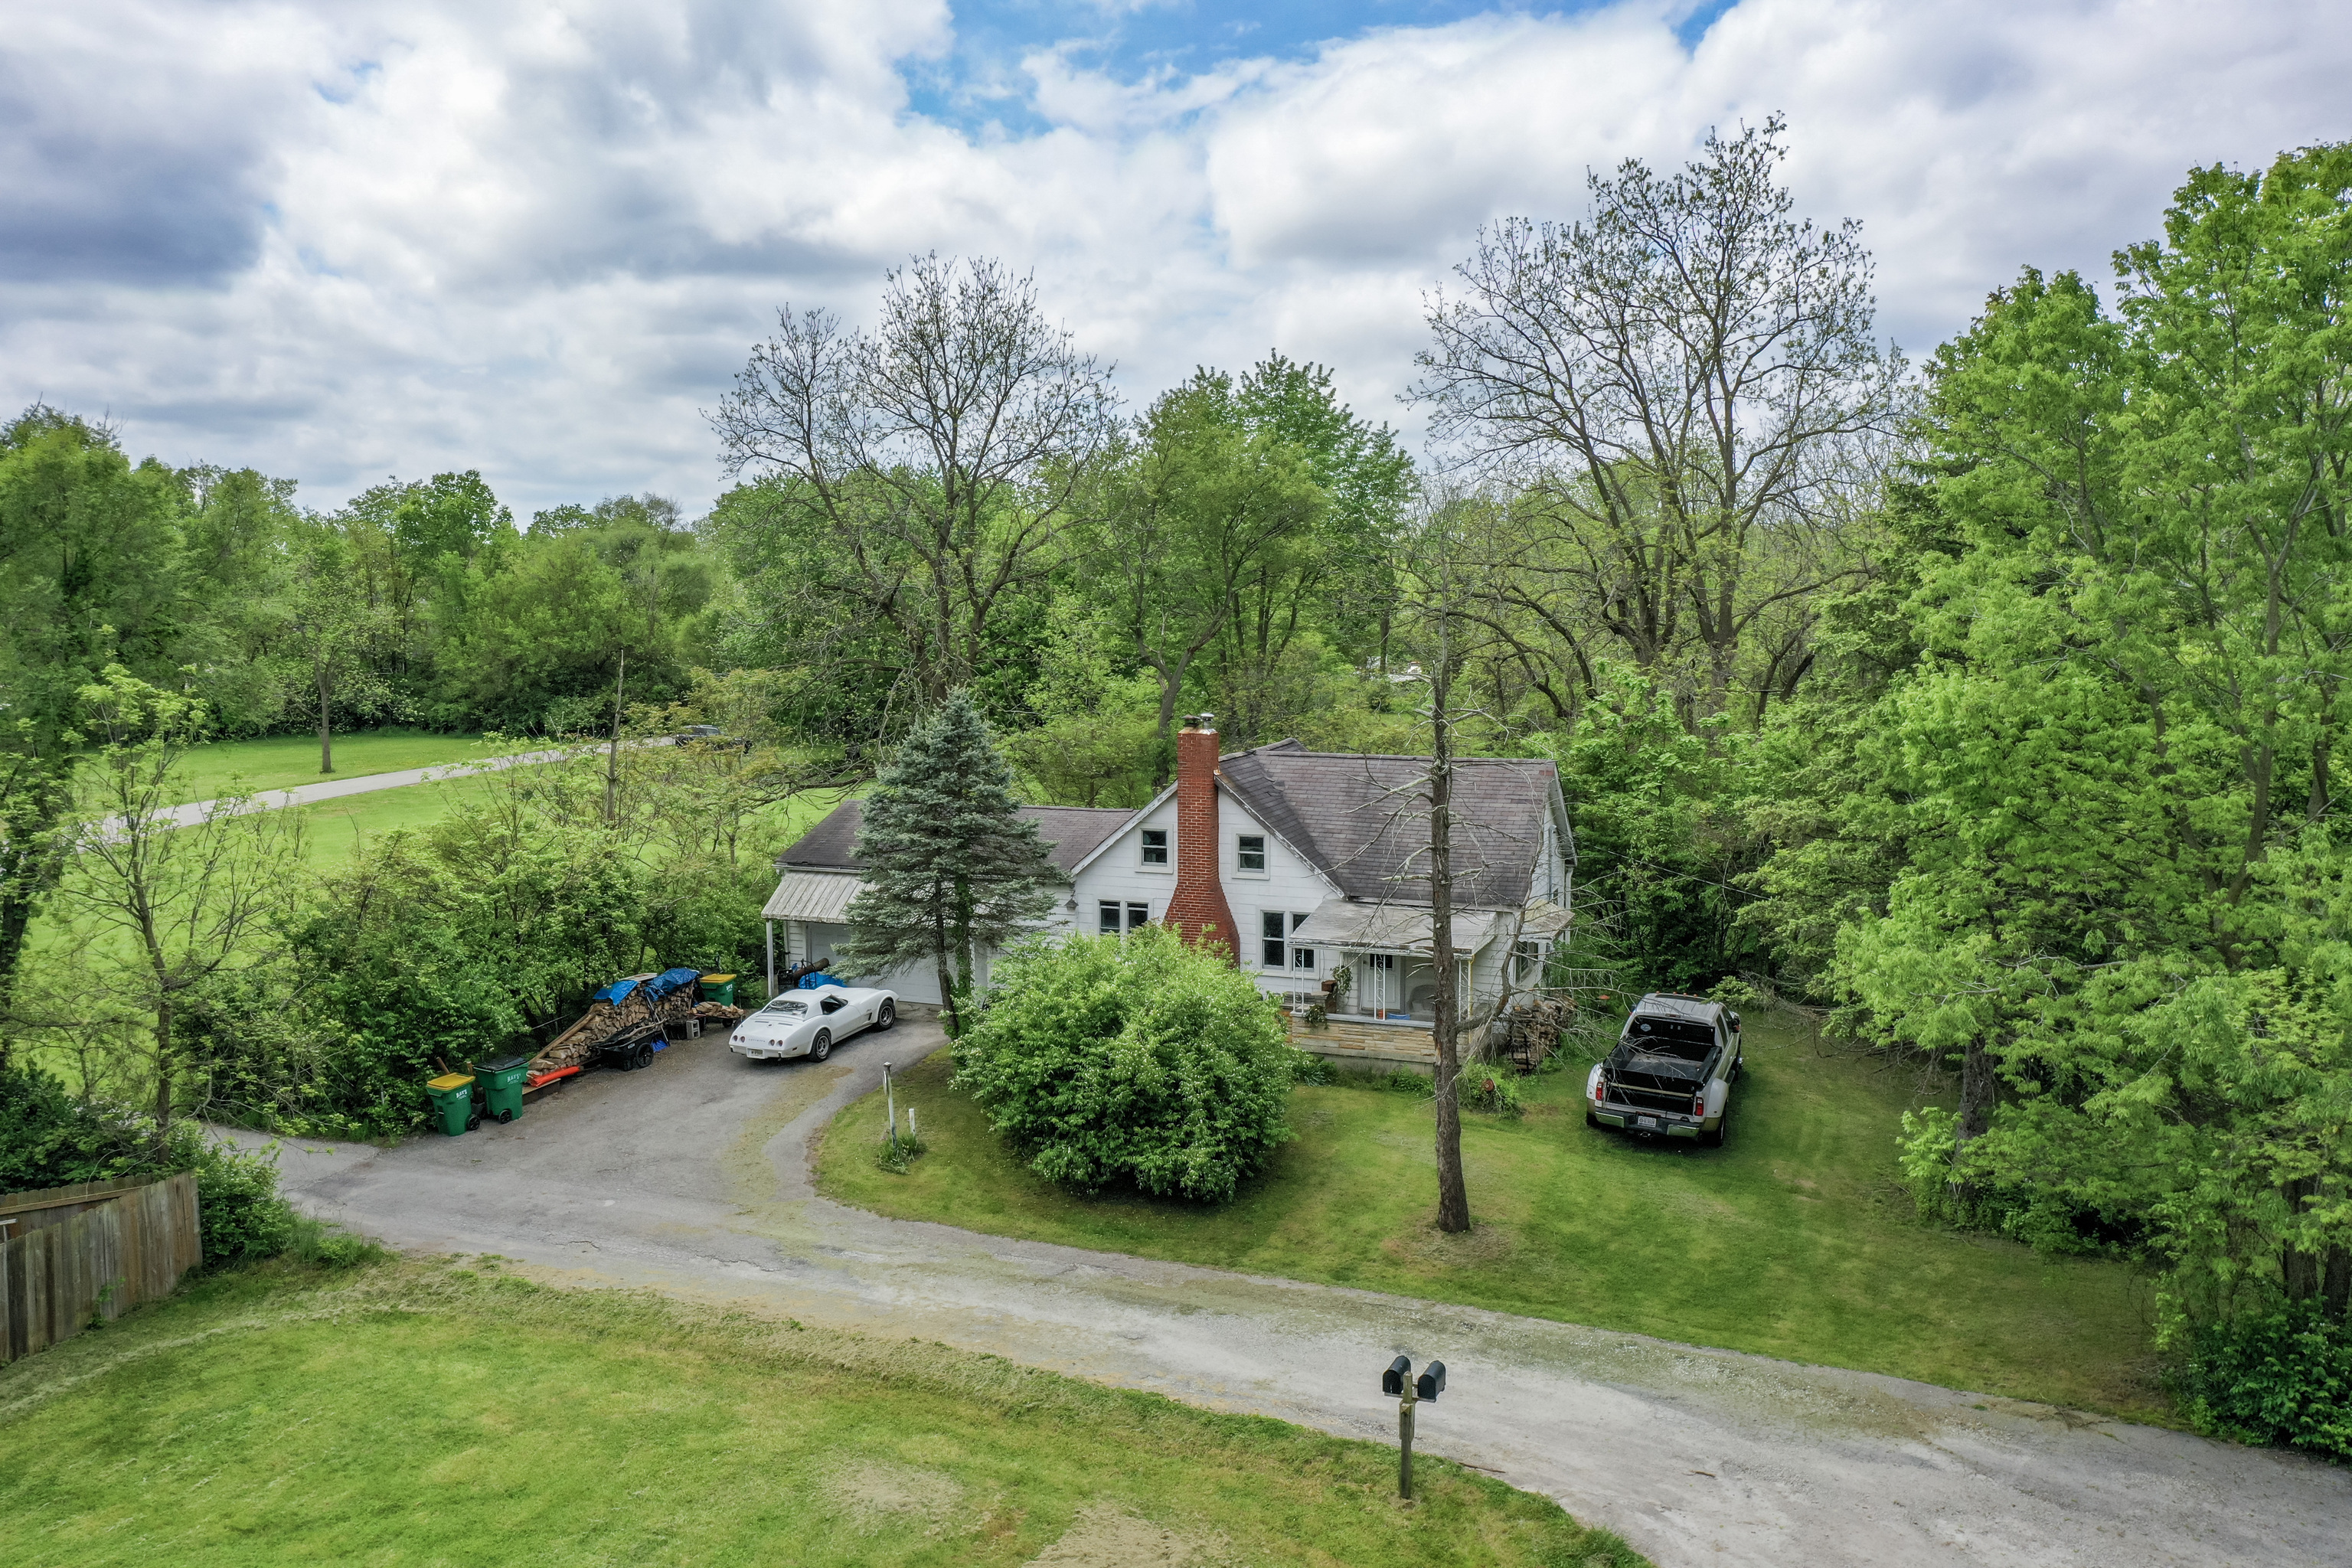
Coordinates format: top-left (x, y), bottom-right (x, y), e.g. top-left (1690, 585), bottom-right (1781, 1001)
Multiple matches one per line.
top-left (762, 718), bottom-right (1575, 1069)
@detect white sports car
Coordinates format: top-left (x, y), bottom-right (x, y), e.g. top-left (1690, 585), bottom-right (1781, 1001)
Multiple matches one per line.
top-left (729, 985), bottom-right (897, 1062)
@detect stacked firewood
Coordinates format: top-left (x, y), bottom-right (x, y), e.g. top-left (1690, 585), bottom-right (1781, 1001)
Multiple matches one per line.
top-left (531, 985), bottom-right (694, 1074)
top-left (1498, 993), bottom-right (1576, 1073)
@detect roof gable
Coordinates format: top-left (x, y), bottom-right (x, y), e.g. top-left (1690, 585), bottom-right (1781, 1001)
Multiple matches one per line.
top-left (1215, 742), bottom-right (1562, 908)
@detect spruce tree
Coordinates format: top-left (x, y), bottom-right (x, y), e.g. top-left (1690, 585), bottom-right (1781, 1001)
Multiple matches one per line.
top-left (838, 691), bottom-right (1060, 1035)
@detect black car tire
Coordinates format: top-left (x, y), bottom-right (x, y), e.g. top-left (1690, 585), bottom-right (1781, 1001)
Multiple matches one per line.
top-left (1586, 1109), bottom-right (1602, 1129)
top-left (809, 1029), bottom-right (832, 1062)
top-left (875, 1000), bottom-right (896, 1031)
top-left (1700, 1104), bottom-right (1730, 1148)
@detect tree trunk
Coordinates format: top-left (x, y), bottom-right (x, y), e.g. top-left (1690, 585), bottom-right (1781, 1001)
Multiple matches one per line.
top-left (605, 648), bottom-right (627, 828)
top-left (1429, 639), bottom-right (1471, 1235)
top-left (933, 898), bottom-right (962, 1040)
top-left (316, 657), bottom-right (335, 775)
top-left (1951, 1034), bottom-right (1998, 1210)
top-left (2282, 1176), bottom-right (2322, 1302)
top-left (2322, 1245), bottom-right (2350, 1321)
top-left (151, 991), bottom-right (175, 1151)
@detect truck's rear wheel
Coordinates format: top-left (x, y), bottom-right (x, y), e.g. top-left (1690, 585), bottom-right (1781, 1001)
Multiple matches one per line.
top-left (809, 1029), bottom-right (832, 1062)
top-left (1586, 1109), bottom-right (1601, 1129)
top-left (1700, 1106), bottom-right (1730, 1148)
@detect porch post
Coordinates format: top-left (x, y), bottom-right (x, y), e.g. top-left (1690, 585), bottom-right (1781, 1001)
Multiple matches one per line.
top-left (764, 920), bottom-right (776, 998)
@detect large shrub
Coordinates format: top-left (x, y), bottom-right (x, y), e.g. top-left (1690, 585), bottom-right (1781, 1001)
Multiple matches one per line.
top-left (2174, 1305), bottom-right (2352, 1462)
top-left (952, 928), bottom-right (1296, 1201)
top-left (0, 1063), bottom-right (295, 1263)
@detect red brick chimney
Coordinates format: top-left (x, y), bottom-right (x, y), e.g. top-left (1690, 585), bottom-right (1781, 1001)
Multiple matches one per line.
top-left (1164, 716), bottom-right (1240, 960)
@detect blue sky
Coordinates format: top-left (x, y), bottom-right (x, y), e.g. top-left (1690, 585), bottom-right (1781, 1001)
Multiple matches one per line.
top-left (1, 0), bottom-right (2346, 516)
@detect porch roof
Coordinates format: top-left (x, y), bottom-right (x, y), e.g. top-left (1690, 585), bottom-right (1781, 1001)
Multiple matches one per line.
top-left (762, 869), bottom-right (866, 924)
top-left (1290, 900), bottom-right (1502, 956)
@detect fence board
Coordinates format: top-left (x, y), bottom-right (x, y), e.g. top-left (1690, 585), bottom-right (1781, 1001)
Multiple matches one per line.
top-left (0, 1174), bottom-right (201, 1365)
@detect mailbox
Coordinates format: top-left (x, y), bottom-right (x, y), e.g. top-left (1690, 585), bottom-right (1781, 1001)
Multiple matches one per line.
top-left (1416, 1361), bottom-right (1446, 1402)
top-left (1381, 1354), bottom-right (1412, 1396)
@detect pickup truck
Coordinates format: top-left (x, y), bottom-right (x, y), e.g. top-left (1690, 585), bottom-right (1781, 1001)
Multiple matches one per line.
top-left (1586, 993), bottom-right (1742, 1147)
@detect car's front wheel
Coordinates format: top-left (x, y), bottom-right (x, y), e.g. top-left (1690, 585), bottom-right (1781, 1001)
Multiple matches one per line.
top-left (874, 1000), bottom-right (896, 1031)
top-left (808, 1029), bottom-right (832, 1062)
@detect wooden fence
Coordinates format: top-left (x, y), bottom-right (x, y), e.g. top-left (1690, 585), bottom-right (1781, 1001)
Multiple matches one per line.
top-left (0, 1174), bottom-right (202, 1365)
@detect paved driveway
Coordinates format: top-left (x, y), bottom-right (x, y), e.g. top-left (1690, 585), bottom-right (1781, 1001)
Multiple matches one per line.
top-left (251, 1016), bottom-right (2350, 1568)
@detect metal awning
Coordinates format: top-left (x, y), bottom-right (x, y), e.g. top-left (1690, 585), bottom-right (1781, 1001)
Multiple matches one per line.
top-left (1289, 900), bottom-right (1502, 956)
top-left (762, 870), bottom-right (866, 923)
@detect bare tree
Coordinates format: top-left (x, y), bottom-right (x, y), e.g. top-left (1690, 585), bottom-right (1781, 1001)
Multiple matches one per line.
top-left (710, 255), bottom-right (1122, 712)
top-left (1413, 116), bottom-right (1905, 725)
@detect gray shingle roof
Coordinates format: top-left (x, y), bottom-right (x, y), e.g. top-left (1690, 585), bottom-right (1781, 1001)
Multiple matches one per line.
top-left (1216, 740), bottom-right (1562, 908)
top-left (779, 799), bottom-right (1132, 876)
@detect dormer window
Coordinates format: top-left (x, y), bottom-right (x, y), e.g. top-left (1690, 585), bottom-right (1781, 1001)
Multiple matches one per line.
top-left (1236, 835), bottom-right (1266, 874)
top-left (1140, 828), bottom-right (1168, 868)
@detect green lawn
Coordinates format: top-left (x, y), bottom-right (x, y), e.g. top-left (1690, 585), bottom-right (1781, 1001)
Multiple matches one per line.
top-left (0, 1258), bottom-right (1640, 1568)
top-left (170, 727), bottom-right (503, 804)
top-left (291, 769), bottom-right (518, 866)
top-left (819, 1016), bottom-right (2164, 1419)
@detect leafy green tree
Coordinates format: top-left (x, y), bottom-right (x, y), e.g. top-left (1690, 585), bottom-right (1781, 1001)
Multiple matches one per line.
top-left (952, 926), bottom-right (1295, 1201)
top-left (0, 409), bottom-right (194, 1042)
top-left (838, 691), bottom-right (1060, 1035)
top-left (1838, 144), bottom-right (2352, 1338)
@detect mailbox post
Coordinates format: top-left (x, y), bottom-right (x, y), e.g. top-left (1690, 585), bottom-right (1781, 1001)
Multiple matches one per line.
top-left (1380, 1354), bottom-right (1446, 1499)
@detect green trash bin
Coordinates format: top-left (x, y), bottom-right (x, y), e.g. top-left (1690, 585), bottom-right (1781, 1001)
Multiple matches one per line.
top-left (700, 972), bottom-right (738, 1008)
top-left (472, 1054), bottom-right (530, 1124)
top-left (426, 1072), bottom-right (478, 1136)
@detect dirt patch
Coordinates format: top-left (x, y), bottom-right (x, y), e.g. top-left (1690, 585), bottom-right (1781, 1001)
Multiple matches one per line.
top-left (1024, 1502), bottom-right (1232, 1566)
top-left (1381, 1210), bottom-right (1514, 1269)
top-left (819, 1459), bottom-right (963, 1531)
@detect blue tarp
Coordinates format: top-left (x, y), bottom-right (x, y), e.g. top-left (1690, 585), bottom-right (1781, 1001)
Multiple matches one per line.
top-left (593, 968), bottom-right (703, 1007)
top-left (798, 973), bottom-right (844, 991)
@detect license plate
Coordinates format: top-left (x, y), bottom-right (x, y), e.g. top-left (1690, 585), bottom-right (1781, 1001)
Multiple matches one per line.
top-left (1637, 1116), bottom-right (1660, 1130)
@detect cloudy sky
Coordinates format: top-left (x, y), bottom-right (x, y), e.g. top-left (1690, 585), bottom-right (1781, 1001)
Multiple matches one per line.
top-left (5, 0), bottom-right (2347, 518)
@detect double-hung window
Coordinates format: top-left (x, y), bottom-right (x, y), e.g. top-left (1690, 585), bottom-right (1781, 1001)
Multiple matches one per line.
top-left (1263, 911), bottom-right (1315, 971)
top-left (1236, 835), bottom-right (1266, 874)
top-left (1102, 900), bottom-right (1152, 936)
top-left (1139, 829), bottom-right (1169, 868)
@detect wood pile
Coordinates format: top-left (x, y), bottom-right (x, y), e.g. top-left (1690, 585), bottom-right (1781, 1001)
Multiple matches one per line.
top-left (1498, 993), bottom-right (1576, 1073)
top-left (531, 985), bottom-right (685, 1074)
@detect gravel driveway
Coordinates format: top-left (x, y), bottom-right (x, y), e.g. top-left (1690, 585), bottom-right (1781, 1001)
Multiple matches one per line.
top-left (247, 1014), bottom-right (2350, 1568)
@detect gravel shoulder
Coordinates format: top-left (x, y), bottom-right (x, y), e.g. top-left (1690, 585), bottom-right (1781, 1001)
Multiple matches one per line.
top-left (240, 1015), bottom-right (2352, 1568)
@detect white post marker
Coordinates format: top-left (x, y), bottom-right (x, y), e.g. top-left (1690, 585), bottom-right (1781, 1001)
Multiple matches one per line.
top-left (884, 1061), bottom-right (897, 1152)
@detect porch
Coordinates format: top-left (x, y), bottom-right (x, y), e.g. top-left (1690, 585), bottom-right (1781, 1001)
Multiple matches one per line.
top-left (1285, 1011), bottom-right (1491, 1070)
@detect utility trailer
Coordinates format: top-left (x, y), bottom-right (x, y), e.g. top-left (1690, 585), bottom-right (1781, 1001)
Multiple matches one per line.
top-left (525, 968), bottom-right (747, 1090)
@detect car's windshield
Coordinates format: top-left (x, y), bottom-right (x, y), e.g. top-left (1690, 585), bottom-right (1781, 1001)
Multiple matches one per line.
top-left (1623, 1016), bottom-right (1714, 1060)
top-left (763, 999), bottom-right (808, 1016)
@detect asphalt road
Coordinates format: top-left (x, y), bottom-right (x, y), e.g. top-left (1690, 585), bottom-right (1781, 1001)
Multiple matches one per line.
top-left (248, 1014), bottom-right (2352, 1568)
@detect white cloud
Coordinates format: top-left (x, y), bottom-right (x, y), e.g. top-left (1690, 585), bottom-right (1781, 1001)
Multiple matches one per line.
top-left (1, 0), bottom-right (2346, 516)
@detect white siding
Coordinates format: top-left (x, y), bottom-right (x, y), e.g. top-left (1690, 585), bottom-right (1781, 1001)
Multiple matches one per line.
top-left (1065, 786), bottom-right (1340, 998)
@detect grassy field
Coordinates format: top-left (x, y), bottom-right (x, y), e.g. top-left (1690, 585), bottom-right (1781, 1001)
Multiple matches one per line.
top-left (818, 1015), bottom-right (2164, 1419)
top-left (169, 727), bottom-right (501, 803)
top-left (0, 1258), bottom-right (1642, 1568)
